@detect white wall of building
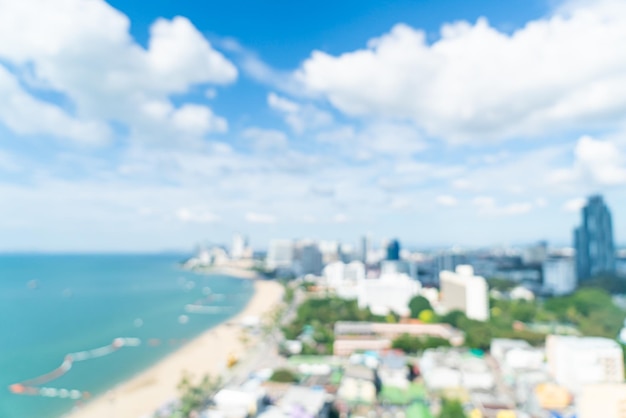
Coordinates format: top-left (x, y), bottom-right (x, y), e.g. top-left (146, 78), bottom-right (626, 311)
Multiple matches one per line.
top-left (267, 239), bottom-right (294, 270)
top-left (543, 257), bottom-right (576, 296)
top-left (440, 265), bottom-right (489, 321)
top-left (547, 336), bottom-right (624, 394)
top-left (357, 273), bottom-right (420, 317)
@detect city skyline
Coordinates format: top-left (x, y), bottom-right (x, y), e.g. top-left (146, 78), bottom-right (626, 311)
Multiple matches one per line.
top-left (3, 0), bottom-right (626, 251)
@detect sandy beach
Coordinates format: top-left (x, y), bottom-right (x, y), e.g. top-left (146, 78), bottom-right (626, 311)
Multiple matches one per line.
top-left (65, 279), bottom-right (284, 418)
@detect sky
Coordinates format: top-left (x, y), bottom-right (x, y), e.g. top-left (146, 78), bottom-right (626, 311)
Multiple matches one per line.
top-left (2, 0), bottom-right (626, 252)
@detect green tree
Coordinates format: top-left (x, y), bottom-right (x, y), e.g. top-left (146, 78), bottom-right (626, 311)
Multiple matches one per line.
top-left (391, 334), bottom-right (451, 353)
top-left (409, 296), bottom-right (433, 318)
top-left (419, 309), bottom-right (435, 323)
top-left (269, 368), bottom-right (299, 383)
top-left (176, 372), bottom-right (220, 417)
top-left (439, 398), bottom-right (466, 418)
top-left (459, 318), bottom-right (492, 350)
top-left (510, 301), bottom-right (538, 323)
top-left (440, 310), bottom-right (467, 328)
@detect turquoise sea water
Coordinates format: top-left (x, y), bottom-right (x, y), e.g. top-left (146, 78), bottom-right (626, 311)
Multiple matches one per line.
top-left (0, 254), bottom-right (255, 418)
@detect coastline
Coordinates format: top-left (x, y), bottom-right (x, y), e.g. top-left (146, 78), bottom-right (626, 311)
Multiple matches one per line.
top-left (191, 266), bottom-right (263, 280)
top-left (64, 279), bottom-right (284, 418)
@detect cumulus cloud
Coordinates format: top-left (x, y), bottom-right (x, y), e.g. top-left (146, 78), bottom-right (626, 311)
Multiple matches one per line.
top-left (436, 195), bottom-right (458, 207)
top-left (0, 0), bottom-right (237, 143)
top-left (268, 92), bottom-right (333, 134)
top-left (472, 196), bottom-right (536, 215)
top-left (551, 135), bottom-right (626, 187)
top-left (0, 66), bottom-right (111, 144)
top-left (242, 128), bottom-right (289, 151)
top-left (317, 123), bottom-right (427, 160)
top-left (296, 0), bottom-right (626, 142)
top-left (563, 197), bottom-right (586, 212)
top-left (176, 208), bottom-right (220, 223)
top-left (245, 212), bottom-right (277, 224)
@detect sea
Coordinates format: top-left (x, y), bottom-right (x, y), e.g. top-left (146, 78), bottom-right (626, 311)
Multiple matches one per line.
top-left (0, 254), bottom-right (255, 418)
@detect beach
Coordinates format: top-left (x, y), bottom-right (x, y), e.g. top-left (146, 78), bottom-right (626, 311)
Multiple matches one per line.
top-left (65, 279), bottom-right (284, 418)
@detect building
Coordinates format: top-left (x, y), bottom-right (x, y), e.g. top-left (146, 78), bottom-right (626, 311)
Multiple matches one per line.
top-left (334, 321), bottom-right (465, 345)
top-left (543, 257), bottom-right (576, 295)
top-left (231, 233), bottom-right (248, 260)
top-left (319, 240), bottom-right (341, 264)
top-left (337, 365), bottom-right (377, 405)
top-left (574, 195), bottom-right (616, 281)
top-left (333, 339), bottom-right (391, 356)
top-left (296, 242), bottom-right (323, 276)
top-left (359, 235), bottom-right (370, 264)
top-left (578, 383), bottom-right (626, 418)
top-left (439, 265), bottom-right (490, 321)
top-left (257, 386), bottom-right (329, 418)
top-left (380, 260), bottom-right (416, 278)
top-left (323, 261), bottom-right (366, 286)
top-left (357, 272), bottom-right (420, 316)
top-left (419, 349), bottom-right (494, 392)
top-left (266, 239), bottom-right (294, 270)
top-left (522, 241), bottom-right (548, 265)
top-left (546, 335), bottom-right (624, 394)
top-left (378, 351), bottom-right (409, 389)
top-left (385, 239), bottom-right (400, 261)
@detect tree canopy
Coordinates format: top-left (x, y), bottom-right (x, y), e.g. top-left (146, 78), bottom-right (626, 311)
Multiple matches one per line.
top-left (409, 296), bottom-right (433, 318)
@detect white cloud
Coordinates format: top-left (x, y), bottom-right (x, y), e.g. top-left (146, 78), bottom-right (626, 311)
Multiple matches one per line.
top-left (332, 213), bottom-right (349, 223)
top-left (296, 0), bottom-right (626, 142)
top-left (436, 195), bottom-right (458, 207)
top-left (0, 0), bottom-right (237, 143)
top-left (268, 92), bottom-right (333, 134)
top-left (317, 122), bottom-right (427, 160)
top-left (551, 135), bottom-right (626, 187)
top-left (472, 196), bottom-right (535, 215)
top-left (176, 208), bottom-right (219, 223)
top-left (563, 197), bottom-right (586, 212)
top-left (0, 66), bottom-right (111, 144)
top-left (245, 212), bottom-right (277, 224)
top-left (242, 128), bottom-right (288, 151)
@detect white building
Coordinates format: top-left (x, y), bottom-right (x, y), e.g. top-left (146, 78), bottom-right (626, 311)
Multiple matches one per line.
top-left (323, 261), bottom-right (366, 287)
top-left (543, 257), bottom-right (576, 296)
top-left (230, 233), bottom-right (247, 260)
top-left (319, 240), bottom-right (341, 264)
top-left (546, 335), bottom-right (624, 394)
top-left (266, 239), bottom-right (294, 270)
top-left (578, 383), bottom-right (626, 418)
top-left (439, 265), bottom-right (489, 321)
top-left (357, 272), bottom-right (420, 317)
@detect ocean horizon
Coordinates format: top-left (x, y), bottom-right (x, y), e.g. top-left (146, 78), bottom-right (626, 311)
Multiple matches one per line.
top-left (0, 254), bottom-right (255, 418)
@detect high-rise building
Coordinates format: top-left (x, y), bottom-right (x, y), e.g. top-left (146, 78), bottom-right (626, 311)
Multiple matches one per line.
top-left (359, 235), bottom-right (370, 264)
top-left (230, 233), bottom-right (247, 259)
top-left (297, 242), bottom-right (323, 276)
top-left (543, 257), bottom-right (576, 296)
top-left (522, 241), bottom-right (548, 265)
top-left (439, 265), bottom-right (489, 321)
top-left (574, 195), bottom-right (616, 281)
top-left (386, 239), bottom-right (400, 261)
top-left (266, 239), bottom-right (294, 270)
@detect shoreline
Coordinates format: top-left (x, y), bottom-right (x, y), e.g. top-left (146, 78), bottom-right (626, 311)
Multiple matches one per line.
top-left (189, 265), bottom-right (264, 281)
top-left (64, 279), bottom-right (284, 418)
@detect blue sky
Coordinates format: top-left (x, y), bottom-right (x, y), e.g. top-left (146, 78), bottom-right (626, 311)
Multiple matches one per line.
top-left (2, 0), bottom-right (626, 252)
